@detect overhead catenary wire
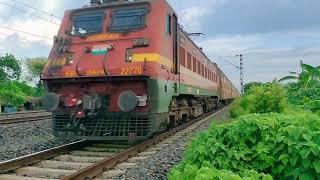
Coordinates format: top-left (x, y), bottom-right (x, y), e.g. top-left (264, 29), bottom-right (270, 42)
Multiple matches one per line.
top-left (0, 31), bottom-right (34, 42)
top-left (0, 1), bottom-right (59, 25)
top-left (216, 56), bottom-right (240, 69)
top-left (0, 25), bottom-right (52, 40)
top-left (11, 0), bottom-right (61, 20)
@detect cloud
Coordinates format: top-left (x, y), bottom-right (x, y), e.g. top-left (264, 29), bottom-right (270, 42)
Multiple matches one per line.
top-left (0, 0), bottom-right (88, 58)
top-left (194, 0), bottom-right (320, 36)
top-left (1, 19), bottom-right (58, 44)
top-left (169, 0), bottom-right (226, 32)
top-left (196, 30), bottom-right (320, 88)
top-left (179, 7), bottom-right (210, 32)
top-left (0, 33), bottom-right (51, 58)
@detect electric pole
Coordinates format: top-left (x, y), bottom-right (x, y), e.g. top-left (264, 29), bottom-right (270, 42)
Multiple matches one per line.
top-left (217, 54), bottom-right (244, 95)
top-left (236, 54), bottom-right (244, 95)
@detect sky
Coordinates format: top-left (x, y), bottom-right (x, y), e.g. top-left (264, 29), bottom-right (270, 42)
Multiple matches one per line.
top-left (0, 0), bottom-right (319, 89)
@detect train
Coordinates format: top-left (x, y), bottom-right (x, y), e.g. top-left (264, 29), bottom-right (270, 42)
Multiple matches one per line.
top-left (41, 0), bottom-right (240, 142)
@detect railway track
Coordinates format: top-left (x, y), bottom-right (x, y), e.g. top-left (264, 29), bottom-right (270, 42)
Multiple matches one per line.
top-left (0, 111), bottom-right (51, 125)
top-left (0, 106), bottom-right (229, 180)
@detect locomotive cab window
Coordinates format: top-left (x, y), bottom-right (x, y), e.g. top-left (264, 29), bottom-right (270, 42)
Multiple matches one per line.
top-left (109, 7), bottom-right (148, 33)
top-left (166, 14), bottom-right (172, 35)
top-left (71, 11), bottom-right (105, 36)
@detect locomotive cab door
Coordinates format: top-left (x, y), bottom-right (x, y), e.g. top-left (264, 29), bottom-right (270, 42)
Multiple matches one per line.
top-left (172, 14), bottom-right (179, 93)
top-left (173, 14), bottom-right (178, 75)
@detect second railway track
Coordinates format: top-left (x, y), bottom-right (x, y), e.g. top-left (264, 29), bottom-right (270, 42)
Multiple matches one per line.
top-left (0, 105), bottom-right (229, 180)
top-left (0, 111), bottom-right (51, 125)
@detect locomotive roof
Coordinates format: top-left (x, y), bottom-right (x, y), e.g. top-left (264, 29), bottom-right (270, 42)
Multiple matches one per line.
top-left (75, 0), bottom-right (155, 12)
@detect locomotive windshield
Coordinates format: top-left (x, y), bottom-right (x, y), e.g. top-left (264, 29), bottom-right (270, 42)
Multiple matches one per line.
top-left (71, 11), bottom-right (105, 36)
top-left (109, 7), bottom-right (148, 33)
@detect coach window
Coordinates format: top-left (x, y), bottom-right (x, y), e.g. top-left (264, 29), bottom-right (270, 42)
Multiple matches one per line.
top-left (187, 53), bottom-right (192, 70)
top-left (201, 64), bottom-right (204, 77)
top-left (179, 47), bottom-right (186, 67)
top-left (193, 57), bottom-right (197, 73)
top-left (166, 14), bottom-right (172, 35)
top-left (205, 67), bottom-right (208, 78)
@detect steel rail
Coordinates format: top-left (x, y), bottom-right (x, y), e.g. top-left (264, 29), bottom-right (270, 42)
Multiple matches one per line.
top-left (0, 115), bottom-right (52, 125)
top-left (0, 140), bottom-right (88, 174)
top-left (62, 105), bottom-right (229, 180)
top-left (0, 110), bottom-right (47, 116)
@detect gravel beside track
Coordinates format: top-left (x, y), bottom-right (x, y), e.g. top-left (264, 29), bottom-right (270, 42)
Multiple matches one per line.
top-left (0, 119), bottom-right (79, 162)
top-left (117, 108), bottom-right (231, 180)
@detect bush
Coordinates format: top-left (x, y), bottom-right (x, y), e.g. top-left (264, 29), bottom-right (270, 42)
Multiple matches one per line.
top-left (230, 83), bottom-right (287, 118)
top-left (169, 113), bottom-right (320, 180)
top-left (286, 80), bottom-right (320, 113)
top-left (169, 166), bottom-right (272, 180)
top-left (0, 81), bottom-right (41, 107)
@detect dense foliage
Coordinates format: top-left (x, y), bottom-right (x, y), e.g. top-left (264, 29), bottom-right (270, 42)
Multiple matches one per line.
top-left (280, 62), bottom-right (320, 114)
top-left (0, 53), bottom-right (22, 80)
top-left (26, 57), bottom-right (47, 95)
top-left (169, 113), bottom-right (320, 180)
top-left (0, 54), bottom-right (45, 108)
top-left (169, 62), bottom-right (320, 180)
top-left (26, 57), bottom-right (47, 78)
top-left (230, 82), bottom-right (287, 118)
top-left (0, 81), bottom-right (41, 107)
top-left (243, 82), bottom-right (263, 94)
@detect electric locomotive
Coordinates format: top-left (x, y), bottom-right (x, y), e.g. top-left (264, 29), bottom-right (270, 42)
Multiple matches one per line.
top-left (42, 0), bottom-right (239, 142)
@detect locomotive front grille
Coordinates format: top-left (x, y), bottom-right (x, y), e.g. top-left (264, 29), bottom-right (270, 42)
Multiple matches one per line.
top-left (53, 113), bottom-right (151, 140)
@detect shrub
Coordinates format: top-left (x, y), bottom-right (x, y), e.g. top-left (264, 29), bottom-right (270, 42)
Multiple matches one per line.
top-left (169, 113), bottom-right (320, 180)
top-left (286, 80), bottom-right (320, 113)
top-left (230, 83), bottom-right (287, 118)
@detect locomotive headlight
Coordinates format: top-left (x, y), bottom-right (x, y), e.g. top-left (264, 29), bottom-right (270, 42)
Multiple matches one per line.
top-left (126, 48), bottom-right (133, 62)
top-left (118, 90), bottom-right (139, 112)
top-left (66, 53), bottom-right (74, 65)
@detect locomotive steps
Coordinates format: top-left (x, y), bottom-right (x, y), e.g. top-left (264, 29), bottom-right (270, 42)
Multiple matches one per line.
top-left (0, 105), bottom-right (230, 180)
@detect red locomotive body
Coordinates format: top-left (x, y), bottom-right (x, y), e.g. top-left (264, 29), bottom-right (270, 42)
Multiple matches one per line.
top-left (42, 0), bottom-right (239, 142)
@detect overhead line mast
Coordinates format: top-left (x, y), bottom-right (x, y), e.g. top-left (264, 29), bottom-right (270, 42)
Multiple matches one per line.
top-left (236, 54), bottom-right (244, 95)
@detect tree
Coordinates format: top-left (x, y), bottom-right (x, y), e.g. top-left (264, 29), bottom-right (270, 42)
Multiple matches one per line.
top-left (0, 81), bottom-right (27, 107)
top-left (26, 57), bottom-right (47, 78)
top-left (26, 57), bottom-right (47, 95)
top-left (0, 81), bottom-right (40, 107)
top-left (244, 82), bottom-right (263, 94)
top-left (0, 53), bottom-right (22, 81)
top-left (280, 62), bottom-right (320, 113)
top-left (279, 61), bottom-right (320, 88)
